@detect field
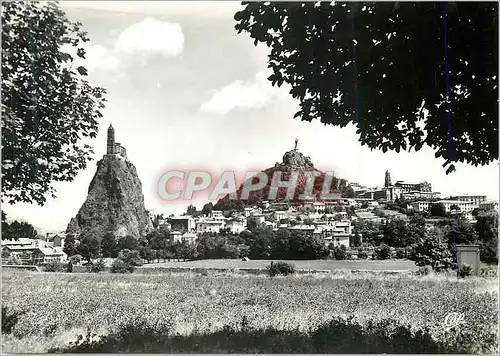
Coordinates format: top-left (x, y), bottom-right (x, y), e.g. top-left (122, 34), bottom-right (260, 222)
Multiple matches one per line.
top-left (139, 258), bottom-right (418, 272)
top-left (2, 267), bottom-right (498, 353)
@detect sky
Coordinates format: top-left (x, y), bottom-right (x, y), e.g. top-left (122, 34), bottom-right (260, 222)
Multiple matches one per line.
top-left (3, 1), bottom-right (499, 233)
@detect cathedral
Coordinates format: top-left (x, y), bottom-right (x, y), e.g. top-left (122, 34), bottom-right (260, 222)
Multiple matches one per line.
top-left (106, 124), bottom-right (127, 159)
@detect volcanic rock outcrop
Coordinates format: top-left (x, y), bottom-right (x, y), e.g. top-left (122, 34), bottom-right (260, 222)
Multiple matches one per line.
top-left (214, 140), bottom-right (352, 211)
top-left (66, 125), bottom-right (152, 238)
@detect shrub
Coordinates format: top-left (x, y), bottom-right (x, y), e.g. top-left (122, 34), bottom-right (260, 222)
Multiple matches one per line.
top-left (87, 258), bottom-right (106, 273)
top-left (358, 250), bottom-right (368, 259)
top-left (70, 254), bottom-right (82, 265)
top-left (266, 261), bottom-right (295, 277)
top-left (374, 244), bottom-right (391, 260)
top-left (2, 306), bottom-right (25, 334)
top-left (333, 245), bottom-right (347, 260)
top-left (44, 260), bottom-right (64, 272)
top-left (111, 259), bottom-right (134, 273)
top-left (479, 265), bottom-right (498, 278)
top-left (395, 249), bottom-right (406, 259)
top-left (458, 263), bottom-right (473, 278)
top-left (416, 266), bottom-right (432, 276)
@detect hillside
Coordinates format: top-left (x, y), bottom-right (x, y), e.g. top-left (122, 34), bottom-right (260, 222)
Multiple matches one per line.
top-left (214, 148), bottom-right (353, 211)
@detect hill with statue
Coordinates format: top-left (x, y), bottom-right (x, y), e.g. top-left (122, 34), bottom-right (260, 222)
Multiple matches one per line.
top-left (214, 139), bottom-right (354, 211)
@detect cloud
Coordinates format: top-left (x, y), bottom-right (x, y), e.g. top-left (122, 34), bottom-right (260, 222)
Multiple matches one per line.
top-left (84, 44), bottom-right (121, 71)
top-left (200, 44), bottom-right (291, 114)
top-left (200, 70), bottom-right (280, 114)
top-left (115, 18), bottom-right (184, 57)
top-left (61, 18), bottom-right (184, 73)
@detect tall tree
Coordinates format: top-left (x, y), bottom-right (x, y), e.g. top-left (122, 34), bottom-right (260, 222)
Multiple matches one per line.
top-left (101, 232), bottom-right (118, 258)
top-left (234, 2), bottom-right (498, 174)
top-left (76, 235), bottom-right (100, 262)
top-left (63, 234), bottom-right (77, 256)
top-left (1, 1), bottom-right (106, 205)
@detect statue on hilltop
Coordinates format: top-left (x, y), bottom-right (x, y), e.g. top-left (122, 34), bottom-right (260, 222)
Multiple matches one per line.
top-left (295, 138), bottom-right (299, 151)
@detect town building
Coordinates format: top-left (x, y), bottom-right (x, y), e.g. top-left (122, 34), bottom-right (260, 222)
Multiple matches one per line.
top-left (411, 201), bottom-right (431, 213)
top-left (196, 220), bottom-right (226, 234)
top-left (450, 195), bottom-right (487, 209)
top-left (169, 216), bottom-right (196, 232)
top-left (1, 239), bottom-right (67, 264)
top-left (435, 200), bottom-right (475, 213)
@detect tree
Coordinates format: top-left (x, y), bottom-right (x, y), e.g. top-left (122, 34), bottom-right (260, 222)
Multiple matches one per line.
top-left (118, 249), bottom-right (142, 267)
top-left (186, 205), bottom-right (197, 215)
top-left (234, 2), bottom-right (498, 174)
top-left (382, 218), bottom-right (408, 247)
top-left (430, 203), bottom-right (447, 217)
top-left (332, 244), bottom-right (348, 260)
top-left (1, 1), bottom-right (107, 205)
top-left (76, 235), bottom-right (99, 262)
top-left (410, 233), bottom-right (454, 271)
top-left (247, 227), bottom-right (274, 259)
top-left (63, 234), bottom-right (77, 257)
top-left (201, 202), bottom-right (214, 216)
top-left (447, 215), bottom-right (477, 246)
top-left (101, 232), bottom-right (118, 258)
top-left (475, 212), bottom-right (499, 264)
top-left (150, 213), bottom-right (165, 229)
top-left (1, 220), bottom-right (38, 241)
top-left (352, 220), bottom-right (382, 245)
top-left (374, 244), bottom-right (391, 260)
top-left (117, 235), bottom-right (139, 252)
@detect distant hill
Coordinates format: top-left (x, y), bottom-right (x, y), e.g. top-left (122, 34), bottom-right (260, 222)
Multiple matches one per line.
top-left (214, 148), bottom-right (353, 211)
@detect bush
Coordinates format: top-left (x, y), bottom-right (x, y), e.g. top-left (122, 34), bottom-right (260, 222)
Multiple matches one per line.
top-left (70, 254), bottom-right (82, 265)
top-left (87, 258), bottom-right (106, 273)
top-left (458, 263), bottom-right (473, 278)
top-left (395, 249), bottom-right (406, 259)
top-left (333, 245), bottom-right (348, 260)
top-left (266, 261), bottom-right (295, 277)
top-left (358, 250), bottom-right (368, 259)
top-left (479, 265), bottom-right (498, 278)
top-left (111, 259), bottom-right (134, 273)
top-left (416, 266), bottom-right (432, 276)
top-left (374, 244), bottom-right (391, 260)
top-left (44, 260), bottom-right (64, 272)
top-left (2, 306), bottom-right (25, 334)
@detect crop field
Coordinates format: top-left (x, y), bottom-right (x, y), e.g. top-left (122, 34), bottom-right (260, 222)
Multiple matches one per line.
top-left (1, 269), bottom-right (498, 353)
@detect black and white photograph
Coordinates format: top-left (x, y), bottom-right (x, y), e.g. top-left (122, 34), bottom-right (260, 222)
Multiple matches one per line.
top-left (1, 1), bottom-right (498, 354)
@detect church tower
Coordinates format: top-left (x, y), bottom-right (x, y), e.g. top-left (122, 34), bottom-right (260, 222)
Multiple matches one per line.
top-left (107, 124), bottom-right (115, 155)
top-left (384, 170), bottom-right (392, 188)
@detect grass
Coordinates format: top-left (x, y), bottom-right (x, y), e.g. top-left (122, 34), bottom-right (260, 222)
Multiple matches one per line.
top-left (1, 269), bottom-right (498, 353)
top-left (139, 258), bottom-right (418, 272)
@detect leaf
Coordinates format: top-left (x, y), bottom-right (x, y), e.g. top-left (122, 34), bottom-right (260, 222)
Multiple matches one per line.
top-left (76, 66), bottom-right (88, 76)
top-left (76, 48), bottom-right (86, 58)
